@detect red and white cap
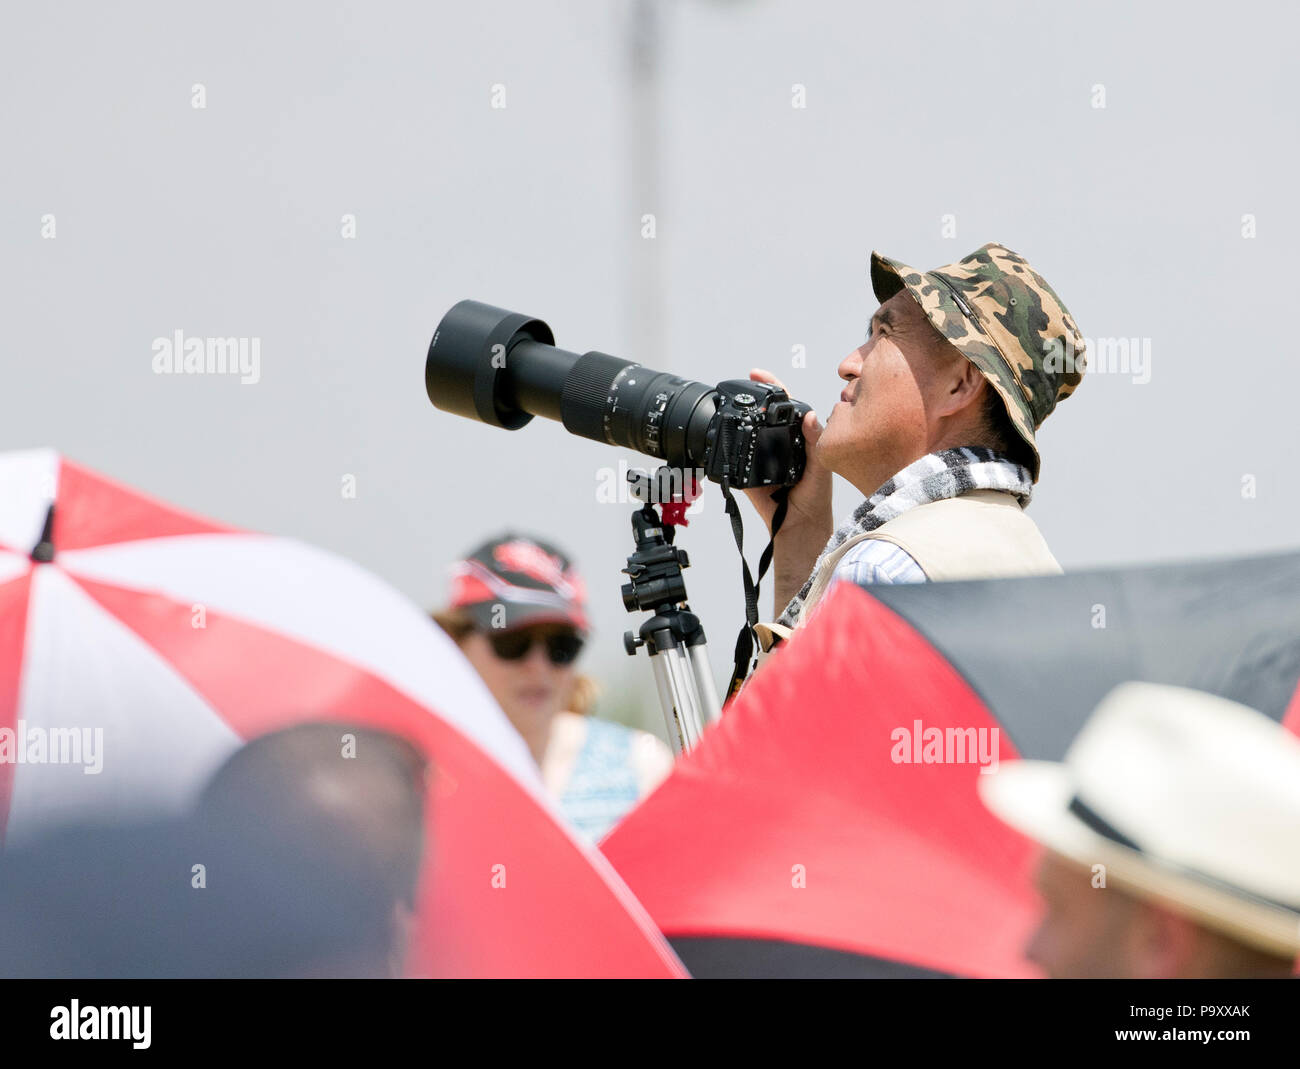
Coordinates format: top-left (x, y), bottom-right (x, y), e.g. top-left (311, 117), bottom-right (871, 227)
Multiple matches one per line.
top-left (447, 533), bottom-right (589, 634)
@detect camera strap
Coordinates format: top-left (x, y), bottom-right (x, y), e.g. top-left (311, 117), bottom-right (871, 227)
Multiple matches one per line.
top-left (721, 483), bottom-right (790, 702)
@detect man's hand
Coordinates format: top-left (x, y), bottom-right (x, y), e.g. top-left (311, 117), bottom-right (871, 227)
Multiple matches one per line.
top-left (741, 369), bottom-right (834, 614)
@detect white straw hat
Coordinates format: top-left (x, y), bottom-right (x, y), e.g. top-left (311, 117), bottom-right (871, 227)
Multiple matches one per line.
top-left (979, 681), bottom-right (1300, 957)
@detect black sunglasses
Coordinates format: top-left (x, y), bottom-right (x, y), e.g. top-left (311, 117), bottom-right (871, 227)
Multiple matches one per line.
top-left (487, 629), bottom-right (584, 666)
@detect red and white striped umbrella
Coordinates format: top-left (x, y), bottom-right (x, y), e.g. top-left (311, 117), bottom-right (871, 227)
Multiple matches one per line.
top-left (0, 449), bottom-right (684, 978)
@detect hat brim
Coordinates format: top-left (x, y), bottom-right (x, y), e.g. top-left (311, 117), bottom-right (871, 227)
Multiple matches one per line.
top-left (461, 601), bottom-right (588, 635)
top-left (980, 760), bottom-right (1300, 958)
top-left (870, 251), bottom-right (1042, 481)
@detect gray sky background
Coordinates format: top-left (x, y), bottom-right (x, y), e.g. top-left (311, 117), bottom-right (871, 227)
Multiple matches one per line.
top-left (4, 1), bottom-right (1297, 728)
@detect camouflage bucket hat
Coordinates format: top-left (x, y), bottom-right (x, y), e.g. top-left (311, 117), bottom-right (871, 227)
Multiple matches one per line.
top-left (870, 242), bottom-right (1086, 481)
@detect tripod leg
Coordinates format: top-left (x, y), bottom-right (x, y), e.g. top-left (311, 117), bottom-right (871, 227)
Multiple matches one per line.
top-left (687, 643), bottom-right (724, 724)
top-left (648, 646), bottom-right (708, 754)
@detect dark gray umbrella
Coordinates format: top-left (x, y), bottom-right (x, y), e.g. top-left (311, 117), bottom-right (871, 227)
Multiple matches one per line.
top-left (604, 548), bottom-right (1300, 977)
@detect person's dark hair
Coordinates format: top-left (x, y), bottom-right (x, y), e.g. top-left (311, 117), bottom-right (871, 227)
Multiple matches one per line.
top-left (980, 386), bottom-right (1037, 473)
top-left (198, 723), bottom-right (428, 907)
top-left (0, 724), bottom-right (430, 979)
top-left (193, 722), bottom-right (430, 976)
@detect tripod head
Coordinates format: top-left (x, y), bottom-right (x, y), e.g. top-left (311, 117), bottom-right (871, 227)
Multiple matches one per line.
top-left (621, 505), bottom-right (690, 614)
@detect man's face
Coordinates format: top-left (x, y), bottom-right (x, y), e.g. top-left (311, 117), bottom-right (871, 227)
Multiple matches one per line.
top-left (816, 290), bottom-right (969, 493)
top-left (1025, 851), bottom-right (1296, 979)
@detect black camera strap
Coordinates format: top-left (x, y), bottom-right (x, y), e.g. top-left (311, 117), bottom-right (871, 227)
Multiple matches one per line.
top-left (721, 483), bottom-right (790, 702)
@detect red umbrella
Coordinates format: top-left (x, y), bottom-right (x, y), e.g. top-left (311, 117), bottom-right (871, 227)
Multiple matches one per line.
top-left (0, 448), bottom-right (684, 978)
top-left (603, 581), bottom-right (1044, 978)
top-left (604, 545), bottom-right (1300, 977)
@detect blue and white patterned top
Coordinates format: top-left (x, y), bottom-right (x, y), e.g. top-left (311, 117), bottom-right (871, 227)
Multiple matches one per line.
top-left (558, 717), bottom-right (643, 842)
top-left (829, 539), bottom-right (927, 590)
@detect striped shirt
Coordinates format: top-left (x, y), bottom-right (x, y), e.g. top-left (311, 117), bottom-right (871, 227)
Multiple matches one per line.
top-left (829, 539), bottom-right (927, 590)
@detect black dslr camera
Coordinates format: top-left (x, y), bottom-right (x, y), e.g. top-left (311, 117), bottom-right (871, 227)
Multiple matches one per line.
top-left (702, 380), bottom-right (810, 488)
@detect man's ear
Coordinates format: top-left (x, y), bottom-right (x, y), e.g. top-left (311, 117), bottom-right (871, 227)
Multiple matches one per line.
top-left (938, 357), bottom-right (986, 418)
top-left (1128, 901), bottom-right (1199, 979)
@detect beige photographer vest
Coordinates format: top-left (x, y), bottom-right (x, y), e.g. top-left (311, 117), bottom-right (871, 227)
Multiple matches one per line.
top-left (755, 489), bottom-right (1061, 652)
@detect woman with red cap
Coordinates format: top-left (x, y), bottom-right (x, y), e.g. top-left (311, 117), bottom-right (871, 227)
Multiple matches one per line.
top-left (433, 533), bottom-right (673, 841)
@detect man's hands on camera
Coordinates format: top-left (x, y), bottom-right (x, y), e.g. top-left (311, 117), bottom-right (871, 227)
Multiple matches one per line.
top-left (742, 369), bottom-right (834, 616)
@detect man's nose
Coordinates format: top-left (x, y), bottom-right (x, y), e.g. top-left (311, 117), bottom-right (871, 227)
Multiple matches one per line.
top-left (838, 347), bottom-right (863, 382)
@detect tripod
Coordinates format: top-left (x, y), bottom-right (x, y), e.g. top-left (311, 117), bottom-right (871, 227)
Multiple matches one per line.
top-left (621, 468), bottom-right (722, 755)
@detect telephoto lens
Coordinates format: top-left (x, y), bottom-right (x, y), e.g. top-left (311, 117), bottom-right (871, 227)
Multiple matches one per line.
top-left (425, 300), bottom-right (810, 488)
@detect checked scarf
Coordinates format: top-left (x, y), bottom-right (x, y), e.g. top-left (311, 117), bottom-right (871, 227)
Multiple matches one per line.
top-left (775, 447), bottom-right (1034, 629)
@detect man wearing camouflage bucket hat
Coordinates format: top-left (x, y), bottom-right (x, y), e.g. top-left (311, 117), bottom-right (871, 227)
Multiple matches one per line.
top-left (746, 242), bottom-right (1086, 653)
